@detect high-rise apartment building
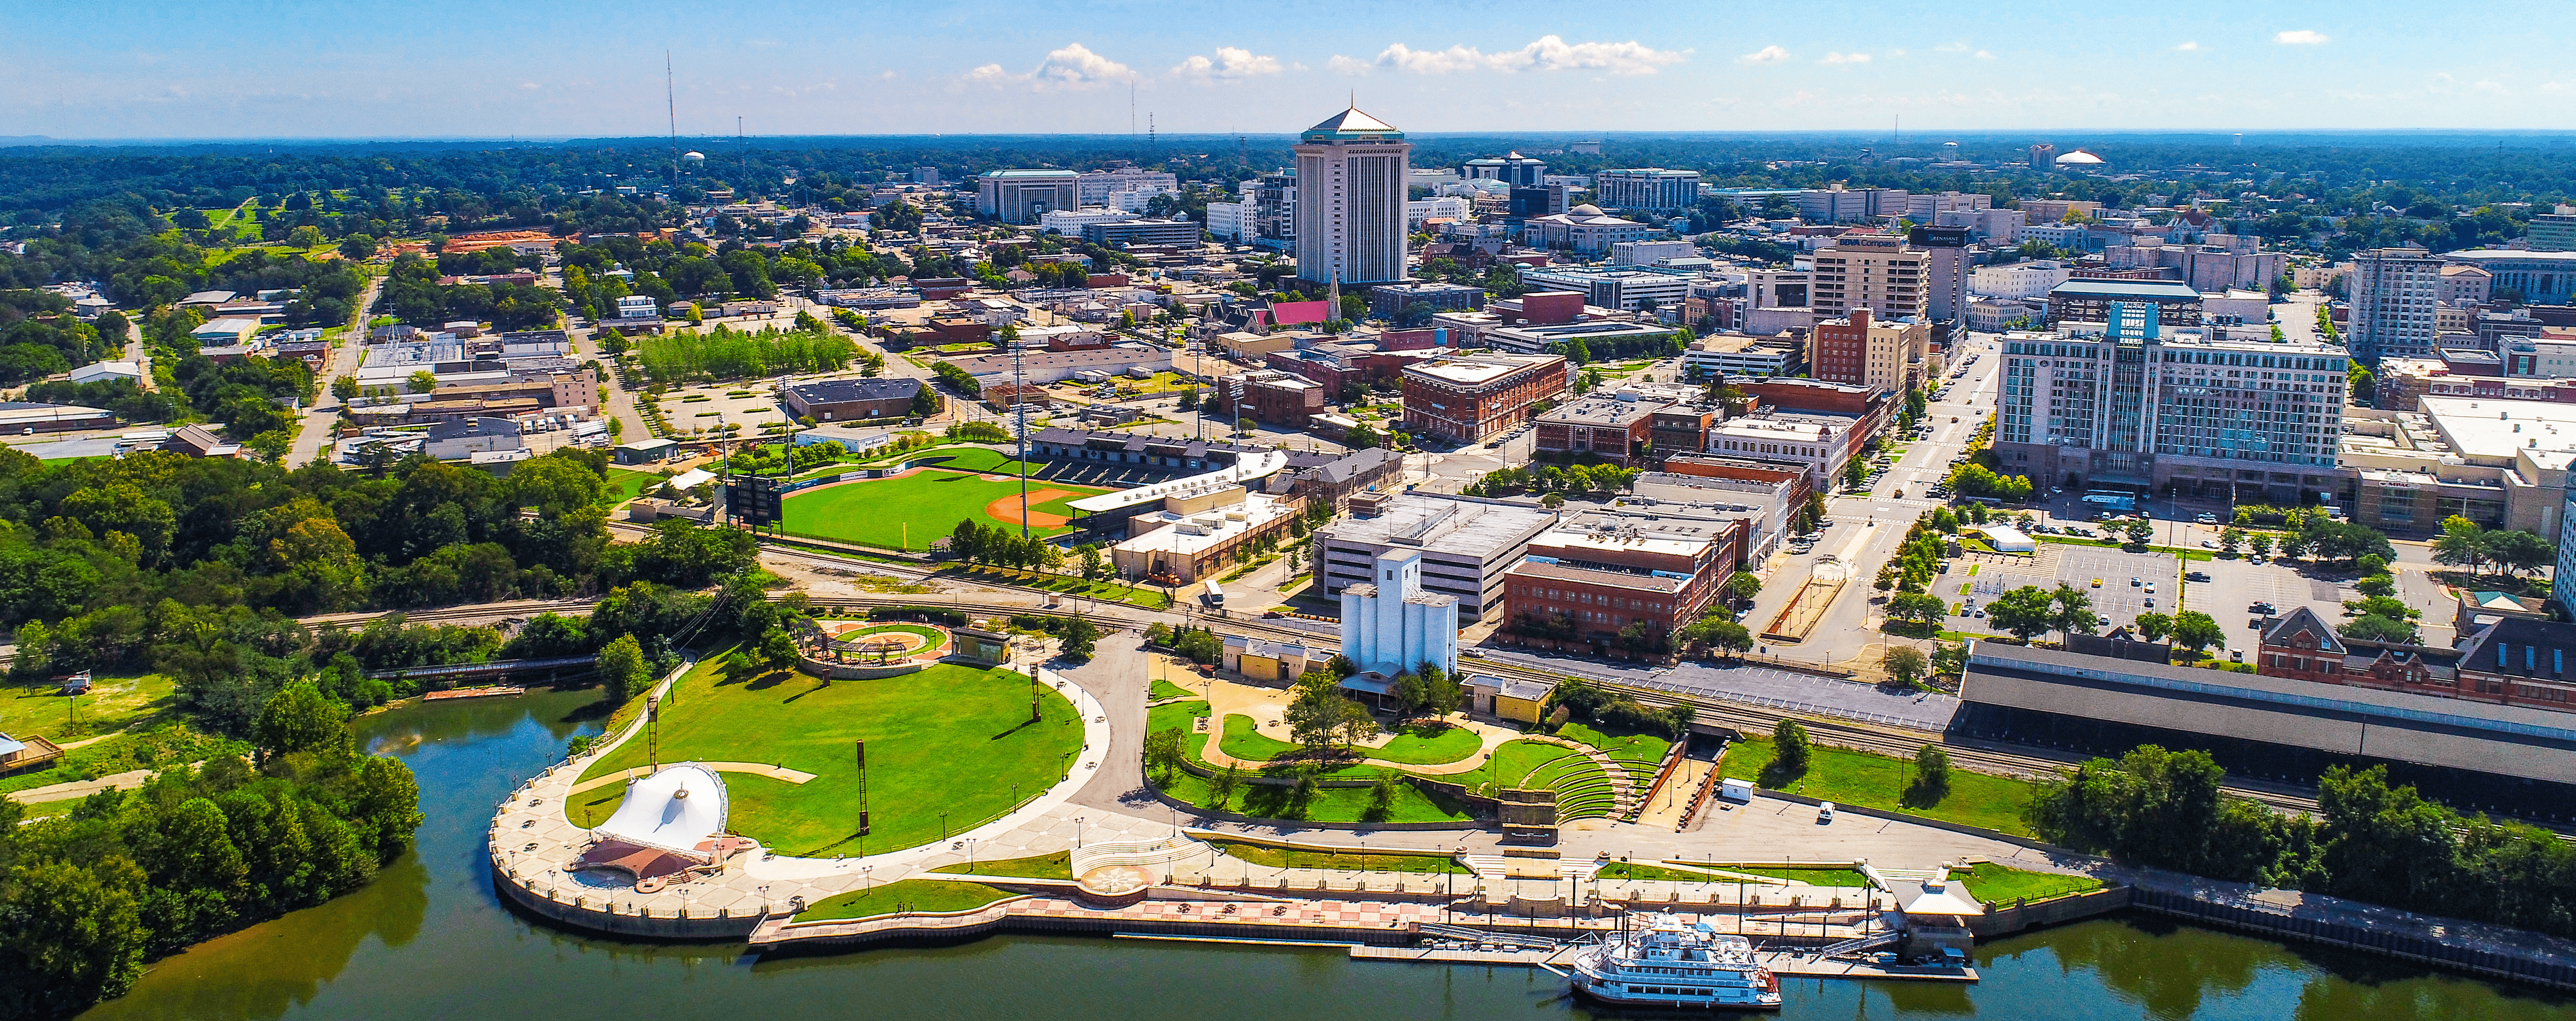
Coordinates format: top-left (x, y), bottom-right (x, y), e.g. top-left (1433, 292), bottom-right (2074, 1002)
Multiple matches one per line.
top-left (1294, 106), bottom-right (1411, 285)
top-left (2348, 248), bottom-right (2448, 361)
top-left (2529, 205), bottom-right (2576, 252)
top-left (1810, 233), bottom-right (1928, 322)
top-left (2028, 143), bottom-right (2058, 169)
top-left (1594, 168), bottom-right (1703, 213)
top-left (976, 170), bottom-right (1081, 224)
top-left (1991, 304), bottom-right (2349, 500)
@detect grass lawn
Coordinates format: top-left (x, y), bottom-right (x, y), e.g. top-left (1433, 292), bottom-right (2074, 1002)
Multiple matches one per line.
top-left (1211, 840), bottom-right (1469, 874)
top-left (934, 566), bottom-right (1173, 610)
top-left (1715, 866), bottom-right (1874, 888)
top-left (1149, 679), bottom-right (1199, 702)
top-left (1219, 714), bottom-right (1303, 761)
top-left (796, 879), bottom-right (1014, 921)
top-left (1953, 862), bottom-right (2104, 904)
top-left (1148, 700), bottom-right (1211, 740)
top-left (1719, 738), bottom-right (2043, 837)
top-left (570, 659), bottom-right (1083, 857)
top-left (781, 468), bottom-right (1107, 549)
top-left (4, 673), bottom-right (176, 739)
top-left (1367, 723), bottom-right (1482, 765)
top-left (1596, 861), bottom-right (1734, 883)
top-left (931, 850), bottom-right (1073, 880)
top-left (1447, 739), bottom-right (1584, 791)
top-left (1153, 768), bottom-right (1474, 824)
top-left (1556, 723), bottom-right (1672, 767)
top-left (601, 468), bottom-right (665, 503)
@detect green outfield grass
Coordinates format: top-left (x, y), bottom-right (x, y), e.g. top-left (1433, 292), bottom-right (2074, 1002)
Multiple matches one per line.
top-left (780, 466), bottom-right (1109, 549)
top-left (570, 659), bottom-right (1082, 857)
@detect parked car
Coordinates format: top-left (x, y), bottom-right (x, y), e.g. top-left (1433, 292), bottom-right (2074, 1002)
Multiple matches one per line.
top-left (2186, 571), bottom-right (2211, 582)
top-left (2250, 601), bottom-right (2275, 614)
top-left (2195, 513), bottom-right (2218, 524)
top-left (1817, 803), bottom-right (1837, 824)
top-left (2130, 577), bottom-right (2142, 586)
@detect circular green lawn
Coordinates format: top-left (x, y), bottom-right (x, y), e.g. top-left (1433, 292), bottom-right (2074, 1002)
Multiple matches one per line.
top-left (569, 658), bottom-right (1083, 857)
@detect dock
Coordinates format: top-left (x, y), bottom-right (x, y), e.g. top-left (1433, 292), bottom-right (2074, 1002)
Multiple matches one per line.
top-left (425, 686), bottom-right (525, 701)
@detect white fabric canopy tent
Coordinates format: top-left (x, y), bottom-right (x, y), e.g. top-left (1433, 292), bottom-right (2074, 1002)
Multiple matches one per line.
top-left (593, 763), bottom-right (730, 857)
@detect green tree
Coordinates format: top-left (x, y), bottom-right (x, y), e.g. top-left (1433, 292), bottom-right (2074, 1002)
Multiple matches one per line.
top-left (406, 369), bottom-right (439, 394)
top-left (1057, 615), bottom-right (1100, 660)
top-left (1842, 458), bottom-right (1868, 492)
top-left (0, 859), bottom-right (149, 1013)
top-left (1883, 646), bottom-right (1928, 686)
top-left (338, 234), bottom-right (379, 260)
top-left (1767, 718), bottom-right (1811, 786)
top-left (1723, 571), bottom-right (1763, 605)
top-left (2133, 611), bottom-right (2174, 643)
top-left (288, 225), bottom-right (325, 250)
top-left (2170, 610), bottom-right (2224, 653)
top-left (1905, 744), bottom-right (1951, 807)
top-left (2049, 583), bottom-right (2101, 637)
top-left (1142, 728), bottom-right (1185, 782)
top-left (1885, 592), bottom-right (1950, 629)
top-left (595, 633), bottom-right (650, 704)
top-left (1985, 585), bottom-right (2058, 643)
top-left (253, 681), bottom-right (349, 765)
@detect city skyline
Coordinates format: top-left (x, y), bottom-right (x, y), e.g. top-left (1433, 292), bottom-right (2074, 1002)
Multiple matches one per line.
top-left (3, 0), bottom-right (2571, 139)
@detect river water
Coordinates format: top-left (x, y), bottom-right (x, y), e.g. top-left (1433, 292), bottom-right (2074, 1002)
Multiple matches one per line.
top-left (75, 688), bottom-right (2576, 1021)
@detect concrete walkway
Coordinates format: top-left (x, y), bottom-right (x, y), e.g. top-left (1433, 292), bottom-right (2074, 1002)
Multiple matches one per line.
top-left (6, 768), bottom-right (154, 804)
top-left (566, 762), bottom-right (819, 796)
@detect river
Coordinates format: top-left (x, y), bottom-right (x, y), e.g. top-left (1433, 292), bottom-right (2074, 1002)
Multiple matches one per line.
top-left (75, 688), bottom-right (2576, 1021)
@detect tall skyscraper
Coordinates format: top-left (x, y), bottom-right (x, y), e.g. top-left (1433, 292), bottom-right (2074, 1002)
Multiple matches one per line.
top-left (1294, 105), bottom-right (1411, 286)
top-left (1908, 224), bottom-right (1972, 326)
top-left (1810, 232), bottom-right (1928, 323)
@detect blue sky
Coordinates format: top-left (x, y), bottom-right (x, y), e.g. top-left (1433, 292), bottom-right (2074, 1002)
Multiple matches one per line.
top-left (3, 0), bottom-right (2568, 139)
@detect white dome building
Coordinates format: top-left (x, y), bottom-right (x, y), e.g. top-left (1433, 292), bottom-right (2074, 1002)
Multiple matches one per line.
top-left (2054, 149), bottom-right (2105, 167)
top-left (682, 151), bottom-right (706, 163)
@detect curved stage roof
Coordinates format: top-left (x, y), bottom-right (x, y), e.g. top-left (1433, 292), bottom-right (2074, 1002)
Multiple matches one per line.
top-left (594, 763), bottom-right (731, 857)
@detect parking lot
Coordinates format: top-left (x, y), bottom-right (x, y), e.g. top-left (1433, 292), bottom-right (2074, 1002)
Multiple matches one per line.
top-left (1956, 544), bottom-right (2182, 634)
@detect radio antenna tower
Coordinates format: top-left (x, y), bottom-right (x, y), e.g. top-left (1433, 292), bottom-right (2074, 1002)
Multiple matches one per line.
top-left (665, 52), bottom-right (679, 187)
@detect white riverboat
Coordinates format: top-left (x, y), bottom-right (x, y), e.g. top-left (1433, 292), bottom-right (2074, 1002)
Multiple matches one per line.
top-left (1567, 913), bottom-right (1782, 1011)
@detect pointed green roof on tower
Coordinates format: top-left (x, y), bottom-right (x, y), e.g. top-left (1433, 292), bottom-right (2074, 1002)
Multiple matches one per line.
top-left (1301, 105), bottom-right (1404, 142)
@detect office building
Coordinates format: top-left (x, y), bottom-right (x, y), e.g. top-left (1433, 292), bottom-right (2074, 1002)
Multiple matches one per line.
top-left (1400, 352), bottom-right (1569, 443)
top-left (1811, 309), bottom-right (1933, 394)
top-left (976, 170), bottom-right (1082, 224)
top-left (2557, 469), bottom-right (2576, 619)
top-left (1908, 225), bottom-right (1971, 325)
top-left (1367, 281), bottom-right (1481, 320)
top-left (2529, 206), bottom-right (2576, 252)
top-left (1212, 369), bottom-right (1326, 428)
top-left (1461, 152), bottom-right (1547, 187)
top-left (2444, 249), bottom-right (2576, 306)
top-left (1610, 240), bottom-right (1697, 266)
top-left (1968, 298), bottom-right (2044, 332)
top-left (1204, 200), bottom-right (1247, 242)
top-left (1315, 491), bottom-right (1560, 621)
top-left (1294, 106), bottom-right (1411, 285)
top-left (1595, 168), bottom-right (1703, 213)
top-left (1904, 191), bottom-right (1993, 222)
top-left (1811, 232), bottom-right (1928, 322)
top-left (1482, 320), bottom-right (1679, 359)
top-left (2339, 396), bottom-right (2576, 536)
top-left (1251, 171), bottom-right (1297, 250)
top-left (1798, 188), bottom-right (1909, 224)
top-left (1532, 395), bottom-right (1665, 467)
top-left (1993, 307), bottom-right (2348, 499)
top-left (1109, 487), bottom-right (1301, 584)
top-left (1972, 260), bottom-right (2072, 300)
top-left (1510, 184), bottom-right (1572, 218)
top-left (1081, 218), bottom-right (1202, 247)
top-left (2345, 248), bottom-right (2448, 361)
top-left (1519, 266), bottom-right (1691, 312)
top-left (1339, 549), bottom-right (1461, 679)
top-left (1077, 167), bottom-right (1179, 206)
top-left (2440, 264), bottom-right (2495, 304)
top-left (1703, 414), bottom-right (1856, 490)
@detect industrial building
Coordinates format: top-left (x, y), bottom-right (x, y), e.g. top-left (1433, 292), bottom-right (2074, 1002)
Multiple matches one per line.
top-left (1314, 491), bottom-right (1558, 622)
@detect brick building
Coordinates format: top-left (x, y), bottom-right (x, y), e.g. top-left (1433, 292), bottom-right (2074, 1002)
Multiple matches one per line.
top-left (1501, 507), bottom-right (1743, 656)
top-left (782, 377), bottom-right (925, 422)
top-left (1400, 352), bottom-right (1570, 443)
top-left (1214, 370), bottom-right (1327, 428)
top-left (1533, 395), bottom-right (1665, 467)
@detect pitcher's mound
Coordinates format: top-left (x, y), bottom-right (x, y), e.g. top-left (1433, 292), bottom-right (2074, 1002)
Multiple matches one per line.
top-left (987, 489), bottom-right (1078, 528)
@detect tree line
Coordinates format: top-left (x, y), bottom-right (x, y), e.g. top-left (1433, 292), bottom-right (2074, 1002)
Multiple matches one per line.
top-left (2028, 746), bottom-right (2576, 939)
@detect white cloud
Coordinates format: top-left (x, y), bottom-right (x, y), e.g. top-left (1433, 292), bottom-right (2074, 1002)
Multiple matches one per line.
top-left (1326, 54), bottom-right (1373, 77)
top-left (1821, 51), bottom-right (1871, 65)
top-left (1490, 35), bottom-right (1687, 75)
top-left (1889, 49), bottom-right (1908, 58)
top-left (961, 43), bottom-right (1135, 91)
top-left (1934, 41), bottom-right (1970, 52)
top-left (1739, 44), bottom-right (1790, 65)
top-left (2275, 29), bottom-right (2330, 45)
top-left (1172, 46), bottom-right (1285, 82)
top-left (879, 69), bottom-right (899, 81)
top-left (1375, 36), bottom-right (1686, 76)
top-left (518, 81), bottom-right (540, 91)
top-left (2174, 41), bottom-right (2201, 51)
top-left (1975, 50), bottom-right (1995, 60)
